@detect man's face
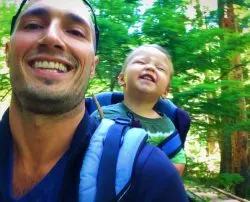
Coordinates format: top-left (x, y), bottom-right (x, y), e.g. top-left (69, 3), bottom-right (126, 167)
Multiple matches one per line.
top-left (119, 47), bottom-right (171, 98)
top-left (6, 0), bottom-right (98, 115)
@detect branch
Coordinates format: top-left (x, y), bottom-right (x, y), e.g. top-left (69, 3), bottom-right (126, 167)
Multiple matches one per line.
top-left (214, 62), bottom-right (250, 82)
top-left (92, 94), bottom-right (104, 119)
top-left (0, 88), bottom-right (11, 102)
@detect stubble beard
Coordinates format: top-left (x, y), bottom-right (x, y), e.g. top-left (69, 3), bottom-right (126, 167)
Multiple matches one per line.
top-left (12, 81), bottom-right (87, 115)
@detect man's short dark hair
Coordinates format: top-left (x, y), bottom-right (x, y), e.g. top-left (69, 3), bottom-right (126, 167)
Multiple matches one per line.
top-left (10, 0), bottom-right (99, 52)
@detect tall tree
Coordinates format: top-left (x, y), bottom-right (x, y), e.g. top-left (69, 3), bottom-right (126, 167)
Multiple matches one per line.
top-left (218, 0), bottom-right (250, 197)
top-left (88, 0), bottom-right (140, 92)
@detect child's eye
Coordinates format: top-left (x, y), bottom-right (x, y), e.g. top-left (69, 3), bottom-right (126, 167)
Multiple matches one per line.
top-left (135, 60), bottom-right (146, 64)
top-left (157, 66), bottom-right (166, 72)
top-left (24, 23), bottom-right (43, 30)
top-left (67, 29), bottom-right (85, 38)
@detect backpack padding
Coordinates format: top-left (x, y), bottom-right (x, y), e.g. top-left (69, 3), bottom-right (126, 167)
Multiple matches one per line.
top-left (86, 91), bottom-right (177, 122)
top-left (85, 92), bottom-right (114, 114)
top-left (96, 122), bottom-right (128, 202)
top-left (111, 92), bottom-right (177, 121)
top-left (175, 109), bottom-right (191, 147)
top-left (115, 128), bottom-right (147, 195)
top-left (79, 119), bottom-right (114, 202)
top-left (154, 98), bottom-right (177, 122)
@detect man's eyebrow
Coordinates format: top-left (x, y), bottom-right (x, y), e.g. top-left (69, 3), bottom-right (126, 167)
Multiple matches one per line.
top-left (66, 13), bottom-right (90, 27)
top-left (21, 8), bottom-right (90, 26)
top-left (21, 8), bottom-right (49, 18)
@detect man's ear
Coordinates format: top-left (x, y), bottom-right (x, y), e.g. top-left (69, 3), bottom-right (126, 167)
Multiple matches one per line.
top-left (118, 72), bottom-right (126, 87)
top-left (5, 42), bottom-right (10, 66)
top-left (90, 56), bottom-right (99, 78)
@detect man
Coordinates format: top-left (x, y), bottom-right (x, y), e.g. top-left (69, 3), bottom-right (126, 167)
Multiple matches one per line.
top-left (0, 0), bottom-right (188, 201)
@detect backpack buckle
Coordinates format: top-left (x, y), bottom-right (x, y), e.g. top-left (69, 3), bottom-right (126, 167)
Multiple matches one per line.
top-left (115, 118), bottom-right (131, 125)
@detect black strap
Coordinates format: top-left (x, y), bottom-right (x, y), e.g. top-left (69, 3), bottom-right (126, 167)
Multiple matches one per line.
top-left (96, 122), bottom-right (128, 202)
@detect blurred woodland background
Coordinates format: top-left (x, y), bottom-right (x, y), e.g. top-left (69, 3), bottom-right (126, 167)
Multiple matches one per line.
top-left (0, 0), bottom-right (250, 200)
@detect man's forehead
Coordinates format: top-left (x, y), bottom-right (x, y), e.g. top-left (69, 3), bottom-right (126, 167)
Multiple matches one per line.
top-left (24, 0), bottom-right (93, 24)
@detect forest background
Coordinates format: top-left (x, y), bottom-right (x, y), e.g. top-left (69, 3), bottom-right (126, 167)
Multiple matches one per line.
top-left (0, 0), bottom-right (250, 199)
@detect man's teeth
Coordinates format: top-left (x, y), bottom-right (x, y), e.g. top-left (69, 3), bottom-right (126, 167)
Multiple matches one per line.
top-left (34, 61), bottom-right (68, 73)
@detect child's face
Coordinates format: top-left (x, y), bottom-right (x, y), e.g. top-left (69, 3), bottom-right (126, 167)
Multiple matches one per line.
top-left (119, 47), bottom-right (171, 98)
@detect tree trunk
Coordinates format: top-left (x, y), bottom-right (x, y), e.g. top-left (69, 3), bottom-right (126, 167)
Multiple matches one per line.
top-left (218, 0), bottom-right (250, 197)
top-left (219, 128), bottom-right (233, 173)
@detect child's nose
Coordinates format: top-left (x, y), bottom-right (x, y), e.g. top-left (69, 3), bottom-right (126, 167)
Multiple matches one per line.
top-left (144, 63), bottom-right (156, 72)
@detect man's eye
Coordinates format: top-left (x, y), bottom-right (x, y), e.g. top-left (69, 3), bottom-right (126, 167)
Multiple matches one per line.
top-left (67, 30), bottom-right (85, 38)
top-left (24, 23), bottom-right (43, 30)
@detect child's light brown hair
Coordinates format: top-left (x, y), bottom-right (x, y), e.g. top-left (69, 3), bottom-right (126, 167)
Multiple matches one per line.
top-left (122, 44), bottom-right (174, 79)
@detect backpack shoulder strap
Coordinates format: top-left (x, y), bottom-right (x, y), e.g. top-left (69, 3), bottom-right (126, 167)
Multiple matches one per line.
top-left (79, 118), bottom-right (147, 202)
top-left (154, 99), bottom-right (191, 147)
top-left (96, 119), bottom-right (129, 202)
top-left (158, 130), bottom-right (183, 159)
top-left (79, 119), bottom-right (114, 202)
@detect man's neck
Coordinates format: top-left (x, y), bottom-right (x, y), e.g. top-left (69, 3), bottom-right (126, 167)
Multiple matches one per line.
top-left (9, 100), bottom-right (85, 197)
top-left (124, 92), bottom-right (161, 119)
top-left (9, 100), bottom-right (85, 166)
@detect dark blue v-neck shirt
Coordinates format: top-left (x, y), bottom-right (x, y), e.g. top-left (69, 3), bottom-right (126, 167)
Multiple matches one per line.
top-left (0, 110), bottom-right (95, 202)
top-left (6, 145), bottom-right (68, 202)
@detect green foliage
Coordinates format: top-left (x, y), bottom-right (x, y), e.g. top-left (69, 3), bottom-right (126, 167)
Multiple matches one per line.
top-left (89, 0), bottom-right (140, 91)
top-left (186, 156), bottom-right (217, 179)
top-left (216, 173), bottom-right (244, 192)
top-left (0, 1), bottom-right (15, 46)
top-left (0, 2), bottom-right (16, 101)
top-left (185, 157), bottom-right (244, 192)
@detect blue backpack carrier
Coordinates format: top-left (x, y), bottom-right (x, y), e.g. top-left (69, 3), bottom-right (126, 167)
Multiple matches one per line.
top-left (81, 92), bottom-right (191, 202)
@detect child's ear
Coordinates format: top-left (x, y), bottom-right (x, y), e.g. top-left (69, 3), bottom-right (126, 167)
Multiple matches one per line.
top-left (118, 72), bottom-right (126, 87)
top-left (161, 86), bottom-right (169, 99)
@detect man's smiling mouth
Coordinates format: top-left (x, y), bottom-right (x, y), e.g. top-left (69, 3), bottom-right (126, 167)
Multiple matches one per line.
top-left (33, 61), bottom-right (68, 73)
top-left (29, 60), bottom-right (74, 73)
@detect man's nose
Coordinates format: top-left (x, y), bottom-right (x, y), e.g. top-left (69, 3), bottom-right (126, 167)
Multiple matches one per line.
top-left (38, 22), bottom-right (65, 51)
